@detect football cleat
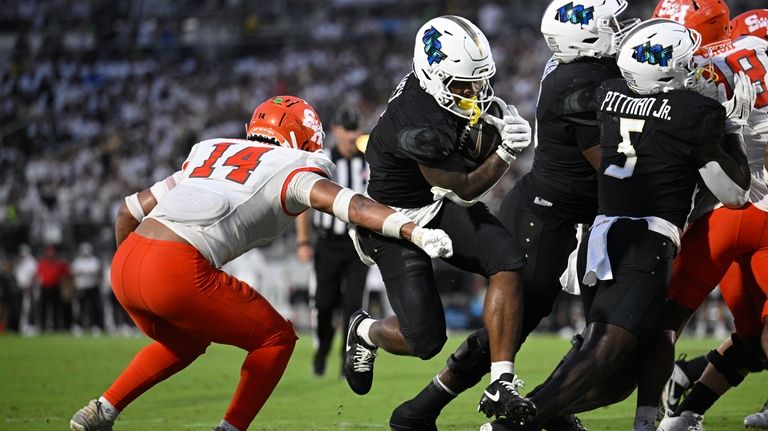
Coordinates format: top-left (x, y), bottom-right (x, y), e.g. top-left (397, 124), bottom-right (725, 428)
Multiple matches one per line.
top-left (478, 373), bottom-right (536, 425)
top-left (657, 410), bottom-right (704, 431)
top-left (69, 399), bottom-right (114, 431)
top-left (542, 414), bottom-right (588, 431)
top-left (479, 416), bottom-right (536, 431)
top-left (661, 359), bottom-right (693, 414)
top-left (744, 399), bottom-right (768, 429)
top-left (343, 310), bottom-right (378, 395)
top-left (389, 401), bottom-right (438, 431)
top-left (633, 417), bottom-right (656, 431)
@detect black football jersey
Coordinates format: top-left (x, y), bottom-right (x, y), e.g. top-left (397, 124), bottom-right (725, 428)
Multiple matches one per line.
top-left (595, 79), bottom-right (726, 229)
top-left (365, 73), bottom-right (468, 208)
top-left (519, 58), bottom-right (621, 222)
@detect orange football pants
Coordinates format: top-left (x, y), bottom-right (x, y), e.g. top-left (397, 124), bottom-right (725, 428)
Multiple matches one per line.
top-left (105, 233), bottom-right (296, 430)
top-left (667, 204), bottom-right (768, 337)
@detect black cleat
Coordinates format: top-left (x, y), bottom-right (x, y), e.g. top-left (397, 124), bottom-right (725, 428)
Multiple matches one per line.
top-left (343, 310), bottom-right (378, 395)
top-left (478, 373), bottom-right (537, 424)
top-left (542, 414), bottom-right (587, 431)
top-left (389, 401), bottom-right (438, 431)
top-left (479, 416), bottom-right (536, 431)
top-left (661, 356), bottom-right (692, 414)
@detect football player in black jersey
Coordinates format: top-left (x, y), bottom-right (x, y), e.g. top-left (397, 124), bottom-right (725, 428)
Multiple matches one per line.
top-left (341, 15), bottom-right (536, 425)
top-left (389, 2), bottom-right (639, 430)
top-left (486, 18), bottom-right (752, 431)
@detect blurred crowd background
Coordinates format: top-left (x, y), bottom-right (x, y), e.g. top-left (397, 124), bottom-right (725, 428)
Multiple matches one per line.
top-left (1, 0), bottom-right (760, 337)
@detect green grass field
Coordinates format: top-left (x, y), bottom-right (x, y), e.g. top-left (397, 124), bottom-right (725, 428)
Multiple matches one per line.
top-left (1, 333), bottom-right (765, 430)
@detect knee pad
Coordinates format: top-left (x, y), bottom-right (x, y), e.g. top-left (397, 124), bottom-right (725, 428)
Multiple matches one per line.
top-left (706, 348), bottom-right (747, 387)
top-left (446, 328), bottom-right (490, 384)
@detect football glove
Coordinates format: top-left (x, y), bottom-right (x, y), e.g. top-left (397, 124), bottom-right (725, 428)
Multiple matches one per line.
top-left (482, 97), bottom-right (532, 164)
top-left (411, 227), bottom-right (453, 258)
top-left (720, 71), bottom-right (756, 134)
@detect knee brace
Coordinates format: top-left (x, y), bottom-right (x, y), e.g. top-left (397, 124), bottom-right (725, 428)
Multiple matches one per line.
top-left (706, 347), bottom-right (748, 387)
top-left (732, 333), bottom-right (768, 372)
top-left (446, 328), bottom-right (490, 385)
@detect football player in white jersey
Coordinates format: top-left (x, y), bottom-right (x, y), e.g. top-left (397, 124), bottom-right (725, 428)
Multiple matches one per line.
top-left (68, 95), bottom-right (454, 431)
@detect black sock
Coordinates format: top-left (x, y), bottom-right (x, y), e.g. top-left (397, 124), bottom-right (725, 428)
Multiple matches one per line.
top-left (404, 378), bottom-right (456, 416)
top-left (679, 355), bottom-right (709, 382)
top-left (675, 382), bottom-right (719, 416)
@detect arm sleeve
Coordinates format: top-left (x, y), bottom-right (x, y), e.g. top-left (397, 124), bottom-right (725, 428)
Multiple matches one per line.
top-left (693, 107), bottom-right (751, 207)
top-left (395, 125), bottom-right (457, 166)
top-left (285, 171), bottom-right (327, 210)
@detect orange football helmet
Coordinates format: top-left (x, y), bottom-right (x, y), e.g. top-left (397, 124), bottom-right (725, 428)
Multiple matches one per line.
top-left (246, 95), bottom-right (325, 152)
top-left (730, 9), bottom-right (768, 41)
top-left (653, 0), bottom-right (731, 46)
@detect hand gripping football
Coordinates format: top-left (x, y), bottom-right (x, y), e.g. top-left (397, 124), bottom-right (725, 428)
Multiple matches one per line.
top-left (457, 100), bottom-right (504, 167)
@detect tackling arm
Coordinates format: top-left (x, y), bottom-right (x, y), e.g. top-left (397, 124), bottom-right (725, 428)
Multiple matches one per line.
top-left (287, 172), bottom-right (453, 258)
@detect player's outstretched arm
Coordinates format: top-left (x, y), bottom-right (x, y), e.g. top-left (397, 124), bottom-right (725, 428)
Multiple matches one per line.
top-left (303, 177), bottom-right (452, 258)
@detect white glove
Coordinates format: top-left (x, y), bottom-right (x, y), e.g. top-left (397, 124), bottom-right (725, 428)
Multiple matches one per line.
top-left (411, 227), bottom-right (453, 258)
top-left (720, 71), bottom-right (756, 133)
top-left (482, 97), bottom-right (532, 163)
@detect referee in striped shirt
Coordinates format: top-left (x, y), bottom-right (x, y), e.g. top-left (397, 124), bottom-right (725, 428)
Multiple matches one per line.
top-left (296, 106), bottom-right (370, 377)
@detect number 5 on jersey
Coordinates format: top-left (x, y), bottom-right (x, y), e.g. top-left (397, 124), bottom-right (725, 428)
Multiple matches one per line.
top-left (605, 117), bottom-right (645, 179)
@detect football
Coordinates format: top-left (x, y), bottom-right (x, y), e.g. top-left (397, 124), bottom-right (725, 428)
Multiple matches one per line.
top-left (457, 101), bottom-right (503, 166)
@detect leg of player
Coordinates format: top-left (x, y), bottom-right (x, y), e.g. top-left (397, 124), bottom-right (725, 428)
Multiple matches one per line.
top-left (70, 234), bottom-right (298, 431)
top-left (344, 230), bottom-right (447, 395)
top-left (658, 335), bottom-right (763, 431)
top-left (477, 270), bottom-right (537, 423)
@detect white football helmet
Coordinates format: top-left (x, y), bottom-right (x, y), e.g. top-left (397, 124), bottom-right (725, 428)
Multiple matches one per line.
top-left (617, 18), bottom-right (704, 95)
top-left (540, 0), bottom-right (640, 63)
top-left (412, 16), bottom-right (495, 120)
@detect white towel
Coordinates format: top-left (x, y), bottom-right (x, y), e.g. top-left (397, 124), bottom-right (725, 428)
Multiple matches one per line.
top-left (582, 215), bottom-right (681, 287)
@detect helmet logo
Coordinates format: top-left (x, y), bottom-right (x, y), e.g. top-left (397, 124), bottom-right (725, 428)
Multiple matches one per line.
top-left (555, 2), bottom-right (595, 26)
top-left (422, 26), bottom-right (448, 65)
top-left (302, 109), bottom-right (324, 144)
top-left (744, 13), bottom-right (768, 33)
top-left (655, 0), bottom-right (690, 24)
top-left (632, 42), bottom-right (674, 67)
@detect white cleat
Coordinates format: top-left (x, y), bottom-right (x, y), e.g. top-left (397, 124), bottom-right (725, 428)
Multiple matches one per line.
top-left (70, 399), bottom-right (114, 431)
top-left (657, 411), bottom-right (704, 431)
top-left (745, 411), bottom-right (768, 429)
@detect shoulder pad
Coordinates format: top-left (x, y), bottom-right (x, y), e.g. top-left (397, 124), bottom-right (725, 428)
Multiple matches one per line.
top-left (396, 127), bottom-right (455, 166)
top-left (561, 85), bottom-right (600, 115)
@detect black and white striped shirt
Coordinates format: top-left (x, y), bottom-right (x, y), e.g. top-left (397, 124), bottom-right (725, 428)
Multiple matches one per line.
top-left (313, 146), bottom-right (368, 236)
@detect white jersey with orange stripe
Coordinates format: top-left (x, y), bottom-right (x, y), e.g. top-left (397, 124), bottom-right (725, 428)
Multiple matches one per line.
top-left (694, 36), bottom-right (768, 212)
top-left (147, 138), bottom-right (335, 268)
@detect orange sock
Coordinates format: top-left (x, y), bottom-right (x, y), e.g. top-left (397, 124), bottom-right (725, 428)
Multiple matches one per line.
top-left (104, 340), bottom-right (208, 410)
top-left (223, 340), bottom-right (295, 430)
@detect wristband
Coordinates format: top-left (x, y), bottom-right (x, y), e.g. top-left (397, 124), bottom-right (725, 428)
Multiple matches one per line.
top-left (382, 212), bottom-right (411, 239)
top-left (332, 188), bottom-right (359, 223)
top-left (495, 145), bottom-right (516, 164)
